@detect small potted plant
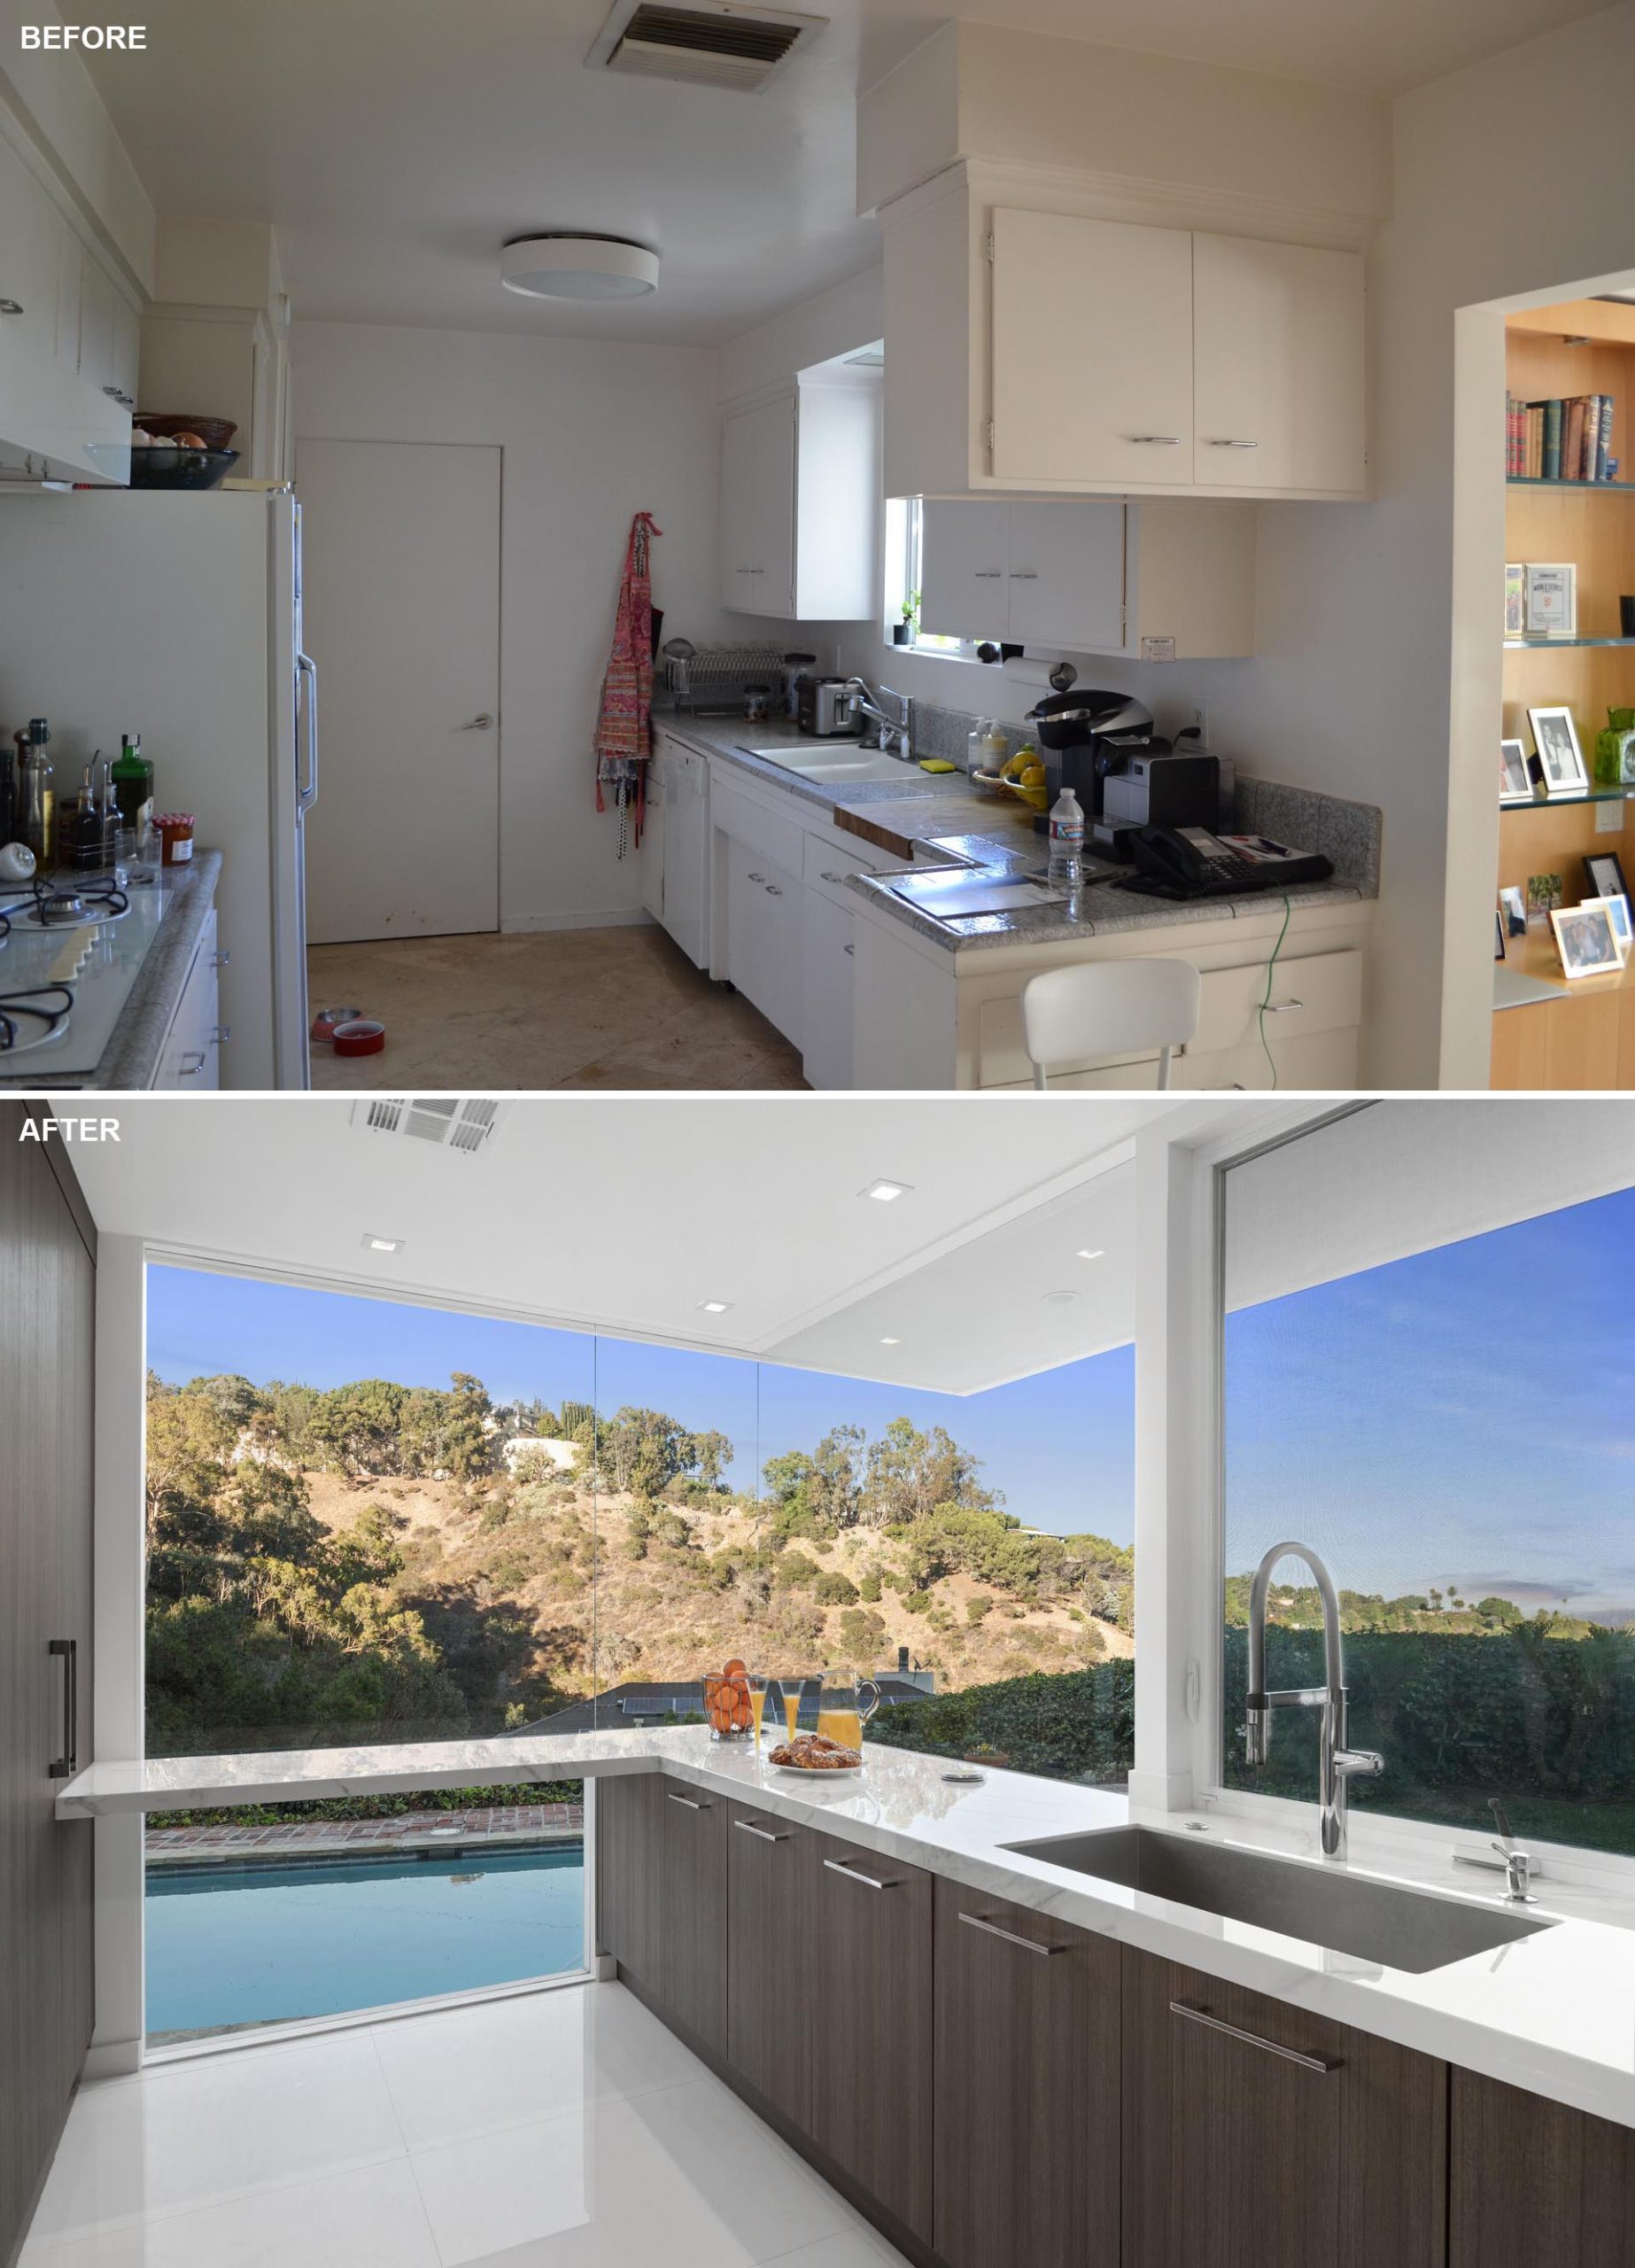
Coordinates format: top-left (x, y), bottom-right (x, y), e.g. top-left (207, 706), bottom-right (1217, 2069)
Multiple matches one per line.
top-left (893, 590), bottom-right (919, 646)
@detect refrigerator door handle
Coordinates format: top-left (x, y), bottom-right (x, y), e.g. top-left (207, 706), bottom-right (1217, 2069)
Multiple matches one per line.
top-left (297, 650), bottom-right (319, 812)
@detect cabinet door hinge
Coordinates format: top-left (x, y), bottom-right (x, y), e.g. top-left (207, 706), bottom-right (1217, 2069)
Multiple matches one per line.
top-left (984, 232), bottom-right (995, 263)
top-left (985, 419), bottom-right (996, 455)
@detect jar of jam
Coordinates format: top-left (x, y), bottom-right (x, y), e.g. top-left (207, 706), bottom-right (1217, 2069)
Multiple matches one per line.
top-left (152, 812), bottom-right (196, 866)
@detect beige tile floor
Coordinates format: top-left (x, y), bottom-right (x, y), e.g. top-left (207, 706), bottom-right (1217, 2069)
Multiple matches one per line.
top-left (306, 925), bottom-right (807, 1091)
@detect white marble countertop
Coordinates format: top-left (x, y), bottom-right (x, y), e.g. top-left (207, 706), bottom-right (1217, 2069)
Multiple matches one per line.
top-left (59, 1728), bottom-right (1635, 2129)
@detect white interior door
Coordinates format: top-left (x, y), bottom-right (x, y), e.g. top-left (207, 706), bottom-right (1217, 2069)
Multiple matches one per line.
top-left (298, 438), bottom-right (500, 943)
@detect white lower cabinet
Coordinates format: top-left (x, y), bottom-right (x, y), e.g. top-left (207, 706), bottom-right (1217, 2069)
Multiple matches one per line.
top-left (724, 836), bottom-right (803, 1051)
top-left (801, 889), bottom-right (856, 1091)
top-left (640, 749), bottom-right (665, 924)
top-left (151, 911), bottom-right (223, 1090)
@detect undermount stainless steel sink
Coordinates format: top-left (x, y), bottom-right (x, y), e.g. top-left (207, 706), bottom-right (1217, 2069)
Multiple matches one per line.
top-left (742, 743), bottom-right (918, 786)
top-left (1003, 1827), bottom-right (1554, 1974)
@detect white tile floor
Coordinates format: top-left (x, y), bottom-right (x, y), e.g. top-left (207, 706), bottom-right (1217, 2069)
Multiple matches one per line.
top-left (21, 1984), bottom-right (910, 2268)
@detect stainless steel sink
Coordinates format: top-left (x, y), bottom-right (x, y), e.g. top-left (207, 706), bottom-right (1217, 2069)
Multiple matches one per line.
top-left (1003, 1826), bottom-right (1553, 1973)
top-left (741, 743), bottom-right (918, 786)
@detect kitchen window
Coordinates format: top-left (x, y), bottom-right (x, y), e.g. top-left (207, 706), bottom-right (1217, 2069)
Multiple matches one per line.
top-left (1214, 1100), bottom-right (1635, 1867)
top-left (885, 498), bottom-right (981, 660)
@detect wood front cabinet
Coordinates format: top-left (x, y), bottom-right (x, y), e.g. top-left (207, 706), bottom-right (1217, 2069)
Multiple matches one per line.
top-left (657, 1782), bottom-right (728, 2056)
top-left (725, 1800), bottom-right (814, 2130)
top-left (1, 1109), bottom-right (95, 2266)
top-left (934, 1877), bottom-right (1120, 2268)
top-left (1121, 1947), bottom-right (1447, 2268)
top-left (597, 1770), bottom-right (663, 1992)
top-left (1451, 2070), bottom-right (1635, 2266)
top-left (810, 1829), bottom-right (935, 2245)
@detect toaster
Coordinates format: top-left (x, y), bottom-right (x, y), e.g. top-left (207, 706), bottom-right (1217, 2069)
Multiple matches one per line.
top-left (796, 677), bottom-right (857, 737)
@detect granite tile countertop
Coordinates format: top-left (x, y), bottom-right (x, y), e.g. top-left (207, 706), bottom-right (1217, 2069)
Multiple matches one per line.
top-left (56, 1724), bottom-right (1635, 2131)
top-left (1, 850), bottom-right (222, 1091)
top-left (658, 708), bottom-right (1383, 956)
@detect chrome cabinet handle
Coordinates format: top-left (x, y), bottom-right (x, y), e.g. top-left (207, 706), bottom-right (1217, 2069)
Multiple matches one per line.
top-left (212, 950), bottom-right (230, 968)
top-left (1129, 434), bottom-right (1180, 445)
top-left (959, 1911), bottom-right (1065, 1957)
top-left (843, 942), bottom-right (855, 956)
top-left (1205, 438), bottom-right (1259, 448)
top-left (460, 713), bottom-right (494, 731)
top-left (178, 1050), bottom-right (207, 1076)
top-left (973, 569), bottom-right (1003, 579)
top-left (747, 872), bottom-right (765, 884)
top-left (211, 1025), bottom-right (230, 1045)
top-left (1169, 2000), bottom-right (1338, 2073)
top-left (296, 651), bottom-right (319, 812)
top-left (820, 870), bottom-right (844, 884)
top-left (734, 1819), bottom-right (790, 1844)
top-left (48, 1638), bottom-right (77, 1778)
top-left (666, 1791), bottom-right (709, 1811)
top-left (765, 884), bottom-right (783, 897)
top-left (1263, 1000), bottom-right (1306, 1014)
top-left (1008, 571), bottom-right (1039, 579)
top-left (0, 299), bottom-right (22, 315)
top-left (823, 1857), bottom-right (897, 1891)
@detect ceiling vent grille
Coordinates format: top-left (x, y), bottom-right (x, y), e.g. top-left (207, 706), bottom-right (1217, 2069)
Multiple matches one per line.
top-left (587, 0), bottom-right (824, 91)
top-left (351, 1098), bottom-right (507, 1155)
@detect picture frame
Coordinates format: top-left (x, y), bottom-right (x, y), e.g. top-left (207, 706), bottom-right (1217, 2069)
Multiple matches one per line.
top-left (1528, 706), bottom-right (1588, 798)
top-left (1526, 871), bottom-right (1564, 918)
top-left (1585, 850), bottom-right (1631, 908)
top-left (1499, 885), bottom-right (1527, 936)
top-left (1583, 894), bottom-right (1632, 962)
top-left (1550, 900), bottom-right (1623, 979)
top-left (1504, 563), bottom-right (1526, 640)
top-left (1523, 562), bottom-right (1577, 639)
top-left (1495, 910), bottom-right (1507, 962)
top-left (1499, 737), bottom-right (1533, 804)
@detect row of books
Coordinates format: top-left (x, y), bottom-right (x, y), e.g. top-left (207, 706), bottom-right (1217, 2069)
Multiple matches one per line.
top-left (1507, 392), bottom-right (1617, 481)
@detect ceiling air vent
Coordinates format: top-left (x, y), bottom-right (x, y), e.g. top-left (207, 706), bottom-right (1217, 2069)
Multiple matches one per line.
top-left (587, 0), bottom-right (825, 92)
top-left (351, 1098), bottom-right (507, 1156)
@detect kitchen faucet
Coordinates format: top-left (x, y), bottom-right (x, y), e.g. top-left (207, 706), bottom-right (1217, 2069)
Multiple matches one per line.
top-left (1244, 1541), bottom-right (1384, 1860)
top-left (841, 678), bottom-right (910, 758)
top-left (1486, 1798), bottom-right (1538, 1903)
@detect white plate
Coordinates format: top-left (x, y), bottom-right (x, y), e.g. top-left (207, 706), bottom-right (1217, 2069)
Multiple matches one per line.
top-left (770, 1759), bottom-right (864, 1778)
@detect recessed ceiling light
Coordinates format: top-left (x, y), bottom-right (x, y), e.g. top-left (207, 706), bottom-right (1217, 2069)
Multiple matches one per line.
top-left (879, 1336), bottom-right (901, 1346)
top-left (1076, 1248), bottom-right (1105, 1262)
top-left (500, 235), bottom-right (660, 301)
top-left (1042, 1290), bottom-right (1078, 1305)
top-left (697, 1300), bottom-right (732, 1314)
top-left (862, 1178), bottom-right (912, 1203)
top-left (362, 1234), bottom-right (402, 1254)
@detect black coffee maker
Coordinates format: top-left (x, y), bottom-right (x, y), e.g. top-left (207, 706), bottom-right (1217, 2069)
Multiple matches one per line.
top-left (1024, 690), bottom-right (1164, 820)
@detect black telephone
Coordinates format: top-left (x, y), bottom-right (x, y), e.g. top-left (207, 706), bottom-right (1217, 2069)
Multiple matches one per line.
top-left (1118, 825), bottom-right (1333, 901)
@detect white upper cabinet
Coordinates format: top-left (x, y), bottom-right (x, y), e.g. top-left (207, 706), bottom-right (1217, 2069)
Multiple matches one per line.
top-left (720, 375), bottom-right (880, 623)
top-left (991, 211), bottom-right (1195, 489)
top-left (918, 497), bottom-right (1008, 640)
top-left (1192, 233), bottom-right (1365, 493)
top-left (880, 169), bottom-right (1367, 502)
top-left (1004, 500), bottom-right (1127, 649)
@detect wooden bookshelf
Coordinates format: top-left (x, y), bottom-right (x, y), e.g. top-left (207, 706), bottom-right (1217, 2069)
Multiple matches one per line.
top-left (1494, 300), bottom-right (1635, 1088)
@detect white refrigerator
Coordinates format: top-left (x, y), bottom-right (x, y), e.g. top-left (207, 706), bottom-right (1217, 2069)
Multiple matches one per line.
top-left (0, 488), bottom-right (315, 1088)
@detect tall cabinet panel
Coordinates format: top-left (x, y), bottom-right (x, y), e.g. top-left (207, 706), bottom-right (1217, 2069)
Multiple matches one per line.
top-left (0, 1107), bottom-right (95, 2268)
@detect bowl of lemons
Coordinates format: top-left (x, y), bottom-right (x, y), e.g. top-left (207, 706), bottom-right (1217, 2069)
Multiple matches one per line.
top-left (996, 744), bottom-right (1050, 812)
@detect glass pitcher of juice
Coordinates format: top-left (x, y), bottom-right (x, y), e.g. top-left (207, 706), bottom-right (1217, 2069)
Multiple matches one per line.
top-left (816, 1676), bottom-right (881, 1751)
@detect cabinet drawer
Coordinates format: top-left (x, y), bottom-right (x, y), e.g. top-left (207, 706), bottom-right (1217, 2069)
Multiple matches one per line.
top-left (973, 982), bottom-right (1162, 1088)
top-left (711, 773), bottom-right (807, 877)
top-left (802, 832), bottom-right (880, 911)
top-left (1191, 947), bottom-right (1362, 1054)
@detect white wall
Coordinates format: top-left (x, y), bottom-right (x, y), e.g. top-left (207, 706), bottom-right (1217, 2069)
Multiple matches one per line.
top-left (292, 321), bottom-right (743, 933)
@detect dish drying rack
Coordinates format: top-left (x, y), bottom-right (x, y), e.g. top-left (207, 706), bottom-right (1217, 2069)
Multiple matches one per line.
top-left (664, 645), bottom-right (791, 717)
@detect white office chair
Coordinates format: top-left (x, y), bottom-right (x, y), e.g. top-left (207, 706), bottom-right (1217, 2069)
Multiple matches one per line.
top-left (1021, 959), bottom-right (1202, 1090)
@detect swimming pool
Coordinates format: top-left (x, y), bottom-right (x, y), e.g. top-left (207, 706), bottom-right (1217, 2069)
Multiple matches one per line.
top-left (145, 1840), bottom-right (586, 2042)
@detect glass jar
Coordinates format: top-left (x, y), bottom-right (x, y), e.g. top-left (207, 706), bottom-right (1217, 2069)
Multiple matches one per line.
top-left (152, 812), bottom-right (196, 867)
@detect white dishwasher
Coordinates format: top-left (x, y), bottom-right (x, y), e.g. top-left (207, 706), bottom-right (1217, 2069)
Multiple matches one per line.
top-left (660, 737), bottom-right (711, 969)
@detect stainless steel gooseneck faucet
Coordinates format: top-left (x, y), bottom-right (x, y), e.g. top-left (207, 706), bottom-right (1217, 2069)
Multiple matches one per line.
top-left (1244, 1541), bottom-right (1384, 1860)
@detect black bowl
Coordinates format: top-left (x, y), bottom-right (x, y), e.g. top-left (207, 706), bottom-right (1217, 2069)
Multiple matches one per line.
top-left (127, 447), bottom-right (239, 492)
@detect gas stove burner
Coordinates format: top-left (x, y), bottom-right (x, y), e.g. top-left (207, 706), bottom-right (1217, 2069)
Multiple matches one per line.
top-left (0, 984), bottom-right (74, 1053)
top-left (17, 877), bottom-right (130, 930)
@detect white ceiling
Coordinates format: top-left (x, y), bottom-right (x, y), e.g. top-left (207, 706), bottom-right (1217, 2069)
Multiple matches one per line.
top-left (66, 1093), bottom-right (1182, 1389)
top-left (84, 0), bottom-right (1607, 342)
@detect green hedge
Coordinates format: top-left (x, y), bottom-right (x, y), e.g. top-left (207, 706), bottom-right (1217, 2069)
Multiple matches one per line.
top-left (868, 1662), bottom-right (1134, 1783)
top-left (159, 1781), bottom-right (583, 1829)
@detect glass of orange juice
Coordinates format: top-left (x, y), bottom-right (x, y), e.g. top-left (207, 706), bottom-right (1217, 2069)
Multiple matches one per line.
top-left (779, 1676), bottom-right (811, 1744)
top-left (747, 1672), bottom-right (771, 1750)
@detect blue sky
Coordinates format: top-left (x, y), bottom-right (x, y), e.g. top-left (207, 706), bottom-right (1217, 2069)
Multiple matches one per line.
top-left (1226, 1184), bottom-right (1635, 1616)
top-left (146, 1266), bottom-right (1136, 1542)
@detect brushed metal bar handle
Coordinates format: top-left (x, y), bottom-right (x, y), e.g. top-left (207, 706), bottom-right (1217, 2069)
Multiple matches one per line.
top-left (1205, 439), bottom-right (1259, 448)
top-left (765, 884), bottom-right (783, 897)
top-left (1008, 571), bottom-right (1039, 579)
top-left (48, 1639), bottom-right (76, 1778)
top-left (959, 1911), bottom-right (1065, 1957)
top-left (747, 873), bottom-right (765, 884)
top-left (973, 570), bottom-right (1003, 579)
top-left (843, 942), bottom-right (855, 956)
top-left (666, 1791), bottom-right (709, 1810)
top-left (1169, 2000), bottom-right (1338, 2073)
top-left (734, 1819), bottom-right (790, 1844)
top-left (820, 870), bottom-right (844, 884)
top-left (1129, 435), bottom-right (1180, 445)
top-left (824, 1857), bottom-right (896, 1891)
top-left (1263, 1000), bottom-right (1306, 1014)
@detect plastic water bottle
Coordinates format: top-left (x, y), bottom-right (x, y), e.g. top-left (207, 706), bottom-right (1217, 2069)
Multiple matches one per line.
top-left (1047, 784), bottom-right (1085, 889)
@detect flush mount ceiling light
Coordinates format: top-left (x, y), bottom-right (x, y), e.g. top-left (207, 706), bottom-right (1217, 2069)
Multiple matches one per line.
top-left (1042, 1290), bottom-right (1079, 1306)
top-left (362, 1234), bottom-right (403, 1254)
top-left (1076, 1247), bottom-right (1106, 1262)
top-left (861, 1178), bottom-right (912, 1203)
top-left (500, 236), bottom-right (661, 302)
top-left (697, 1299), bottom-right (732, 1314)
top-left (879, 1336), bottom-right (901, 1346)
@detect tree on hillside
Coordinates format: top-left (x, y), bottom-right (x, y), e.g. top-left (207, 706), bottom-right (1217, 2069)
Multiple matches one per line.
top-left (763, 1423), bottom-right (864, 1534)
top-left (861, 1418), bottom-right (999, 1528)
top-left (594, 1406), bottom-right (728, 1498)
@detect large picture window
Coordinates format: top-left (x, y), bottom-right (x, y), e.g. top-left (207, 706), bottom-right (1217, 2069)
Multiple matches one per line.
top-left (1218, 1102), bottom-right (1635, 1861)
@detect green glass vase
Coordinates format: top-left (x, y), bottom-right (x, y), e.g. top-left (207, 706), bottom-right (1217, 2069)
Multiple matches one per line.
top-left (1593, 707), bottom-right (1635, 787)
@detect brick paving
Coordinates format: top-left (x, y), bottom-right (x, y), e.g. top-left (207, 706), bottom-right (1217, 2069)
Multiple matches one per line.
top-left (148, 1803), bottom-right (585, 1863)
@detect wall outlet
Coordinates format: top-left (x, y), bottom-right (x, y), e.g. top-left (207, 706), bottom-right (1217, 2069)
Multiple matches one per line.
top-left (1189, 703), bottom-right (1210, 749)
top-left (1596, 798), bottom-right (1624, 835)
